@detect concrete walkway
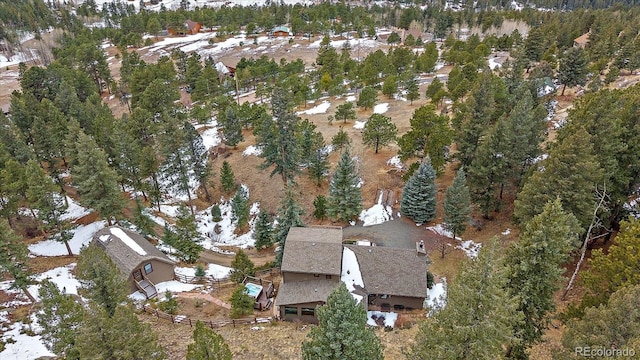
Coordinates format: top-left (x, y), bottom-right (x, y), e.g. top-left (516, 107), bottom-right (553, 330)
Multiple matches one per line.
top-left (176, 292), bottom-right (231, 309)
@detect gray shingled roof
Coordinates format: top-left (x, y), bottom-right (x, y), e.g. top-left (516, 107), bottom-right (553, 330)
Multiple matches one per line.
top-left (345, 245), bottom-right (428, 298)
top-left (93, 226), bottom-right (175, 276)
top-left (280, 227), bottom-right (343, 276)
top-left (276, 280), bottom-right (339, 306)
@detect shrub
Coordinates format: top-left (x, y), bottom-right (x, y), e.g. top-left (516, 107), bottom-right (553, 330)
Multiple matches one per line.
top-left (160, 291), bottom-right (179, 315)
top-left (230, 285), bottom-right (254, 318)
top-left (195, 264), bottom-right (206, 277)
top-left (211, 205), bottom-right (222, 222)
top-left (426, 271), bottom-right (435, 289)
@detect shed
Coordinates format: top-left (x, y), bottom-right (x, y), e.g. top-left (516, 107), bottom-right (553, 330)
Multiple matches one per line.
top-left (93, 226), bottom-right (176, 298)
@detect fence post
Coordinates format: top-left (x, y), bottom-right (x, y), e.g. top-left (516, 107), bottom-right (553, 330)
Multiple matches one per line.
top-left (171, 315), bottom-right (174, 323)
top-left (232, 319), bottom-right (235, 328)
top-left (155, 309), bottom-right (159, 319)
top-left (189, 318), bottom-right (192, 327)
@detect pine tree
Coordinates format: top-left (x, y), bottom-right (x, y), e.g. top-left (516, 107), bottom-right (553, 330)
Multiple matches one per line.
top-left (308, 146), bottom-right (329, 186)
top-left (36, 280), bottom-right (84, 358)
top-left (327, 150), bottom-right (363, 222)
top-left (230, 249), bottom-right (255, 283)
top-left (173, 204), bottom-right (204, 263)
top-left (184, 122), bottom-right (212, 201)
top-left (409, 239), bottom-right (520, 360)
top-left (331, 127), bottom-right (351, 151)
top-left (72, 132), bottom-right (124, 225)
top-left (558, 47), bottom-right (588, 96)
top-left (467, 119), bottom-right (509, 218)
top-left (400, 159), bottom-right (437, 224)
top-left (24, 159), bottom-right (72, 254)
top-left (443, 167), bottom-right (471, 241)
top-left (76, 305), bottom-right (167, 359)
top-left (220, 106), bottom-right (244, 149)
top-left (398, 105), bottom-right (453, 174)
top-left (231, 186), bottom-right (250, 228)
top-left (186, 321), bottom-right (232, 360)
top-left (0, 218), bottom-right (35, 302)
top-left (514, 128), bottom-right (604, 229)
top-left (334, 102), bottom-right (356, 124)
top-left (406, 78), bottom-right (420, 104)
top-left (258, 89), bottom-right (301, 185)
top-left (302, 283), bottom-right (383, 360)
top-left (425, 77), bottom-right (444, 100)
top-left (76, 245), bottom-right (128, 317)
top-left (357, 86), bottom-right (377, 110)
top-left (220, 160), bottom-right (236, 193)
top-left (562, 285), bottom-right (640, 358)
top-left (132, 199), bottom-right (156, 238)
top-left (274, 186), bottom-right (304, 266)
top-left (159, 120), bottom-right (198, 215)
top-left (230, 285), bottom-right (254, 318)
top-left (362, 114), bottom-right (398, 154)
top-left (297, 119), bottom-right (324, 166)
top-left (313, 195), bottom-right (327, 219)
top-left (382, 75), bottom-right (398, 99)
top-left (504, 199), bottom-right (580, 359)
top-left (254, 211), bottom-right (273, 250)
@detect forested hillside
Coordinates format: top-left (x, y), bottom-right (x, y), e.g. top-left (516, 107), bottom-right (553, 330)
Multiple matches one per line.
top-left (1, 0), bottom-right (640, 358)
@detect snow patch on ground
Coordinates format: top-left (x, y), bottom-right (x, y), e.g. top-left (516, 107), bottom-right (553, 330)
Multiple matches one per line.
top-left (426, 223), bottom-right (456, 239)
top-left (26, 264), bottom-right (80, 302)
top-left (373, 103), bottom-right (389, 114)
top-left (201, 125), bottom-right (222, 150)
top-left (367, 311), bottom-right (398, 327)
top-left (426, 279), bottom-right (447, 310)
top-left (296, 101), bottom-right (331, 115)
top-left (488, 57), bottom-right (502, 70)
top-left (502, 228), bottom-right (511, 235)
top-left (155, 280), bottom-right (202, 294)
top-left (243, 145), bottom-right (263, 156)
top-left (345, 95), bottom-right (356, 102)
top-left (456, 240), bottom-right (482, 258)
top-left (0, 320), bottom-right (55, 359)
top-left (353, 120), bottom-right (367, 129)
top-left (359, 191), bottom-right (393, 227)
top-left (175, 264), bottom-right (232, 280)
top-left (386, 155), bottom-right (403, 169)
top-left (196, 194), bottom-right (260, 249)
top-left (28, 221), bottom-right (106, 256)
top-left (59, 196), bottom-right (91, 221)
top-left (341, 247), bottom-right (364, 303)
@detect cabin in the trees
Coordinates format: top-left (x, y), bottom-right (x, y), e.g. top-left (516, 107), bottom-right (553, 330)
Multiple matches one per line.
top-left (270, 25), bottom-right (293, 37)
top-left (276, 227), bottom-right (430, 323)
top-left (168, 20), bottom-right (202, 36)
top-left (574, 32), bottom-right (590, 48)
top-left (93, 226), bottom-right (176, 299)
top-left (345, 245), bottom-right (428, 311)
top-left (276, 227), bottom-right (343, 323)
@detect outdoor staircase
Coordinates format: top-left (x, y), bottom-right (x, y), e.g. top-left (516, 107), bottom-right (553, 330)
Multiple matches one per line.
top-left (136, 278), bottom-right (158, 299)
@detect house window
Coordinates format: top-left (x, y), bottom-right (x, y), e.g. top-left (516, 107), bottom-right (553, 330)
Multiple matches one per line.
top-left (326, 275), bottom-right (332, 279)
top-left (284, 306), bottom-right (298, 315)
top-left (144, 263), bottom-right (153, 274)
top-left (314, 274), bottom-right (320, 277)
top-left (301, 307), bottom-right (315, 316)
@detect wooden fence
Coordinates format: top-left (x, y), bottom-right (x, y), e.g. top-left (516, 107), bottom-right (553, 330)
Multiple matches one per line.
top-left (142, 304), bottom-right (273, 328)
top-left (173, 267), bottom-right (280, 285)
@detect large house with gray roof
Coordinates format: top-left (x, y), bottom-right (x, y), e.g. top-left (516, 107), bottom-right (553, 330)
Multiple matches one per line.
top-left (92, 226), bottom-right (176, 299)
top-left (276, 227), bottom-right (429, 323)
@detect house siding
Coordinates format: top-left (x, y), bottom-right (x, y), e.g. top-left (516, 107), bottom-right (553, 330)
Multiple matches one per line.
top-left (279, 301), bottom-right (324, 324)
top-left (127, 260), bottom-right (175, 293)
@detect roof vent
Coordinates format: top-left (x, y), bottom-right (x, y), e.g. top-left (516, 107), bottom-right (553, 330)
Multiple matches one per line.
top-left (312, 243), bottom-right (316, 246)
top-left (315, 288), bottom-right (318, 292)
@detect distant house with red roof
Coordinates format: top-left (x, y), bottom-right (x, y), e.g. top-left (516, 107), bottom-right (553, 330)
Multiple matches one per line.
top-left (574, 32), bottom-right (590, 48)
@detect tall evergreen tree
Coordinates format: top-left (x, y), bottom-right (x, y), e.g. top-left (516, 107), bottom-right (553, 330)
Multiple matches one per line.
top-left (514, 128), bottom-right (604, 229)
top-left (231, 186), bottom-right (250, 228)
top-left (72, 132), bottom-right (124, 225)
top-left (0, 218), bottom-right (34, 301)
top-left (36, 280), bottom-right (84, 359)
top-left (398, 105), bottom-right (453, 174)
top-left (504, 199), bottom-right (580, 359)
top-left (302, 283), bottom-right (383, 360)
top-left (76, 244), bottom-right (128, 317)
top-left (184, 122), bottom-right (212, 201)
top-left (220, 106), bottom-right (244, 149)
top-left (362, 114), bottom-right (398, 154)
top-left (230, 284), bottom-right (254, 318)
top-left (409, 239), bottom-right (520, 360)
top-left (327, 150), bottom-right (363, 222)
top-left (334, 102), bottom-right (356, 124)
top-left (331, 127), bottom-right (351, 151)
top-left (220, 160), bottom-right (236, 193)
top-left (406, 78), bottom-right (420, 105)
top-left (172, 204), bottom-right (204, 263)
top-left (230, 249), bottom-right (255, 283)
top-left (258, 89), bottom-right (301, 185)
top-left (467, 119), bottom-right (509, 218)
top-left (400, 159), bottom-right (437, 224)
top-left (357, 86), bottom-right (377, 110)
top-left (76, 305), bottom-right (166, 359)
top-left (274, 186), bottom-right (304, 266)
top-left (443, 167), bottom-right (471, 241)
top-left (253, 211), bottom-right (273, 250)
top-left (308, 146), bottom-right (329, 186)
top-left (558, 47), bottom-right (588, 96)
top-left (186, 321), bottom-right (232, 360)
